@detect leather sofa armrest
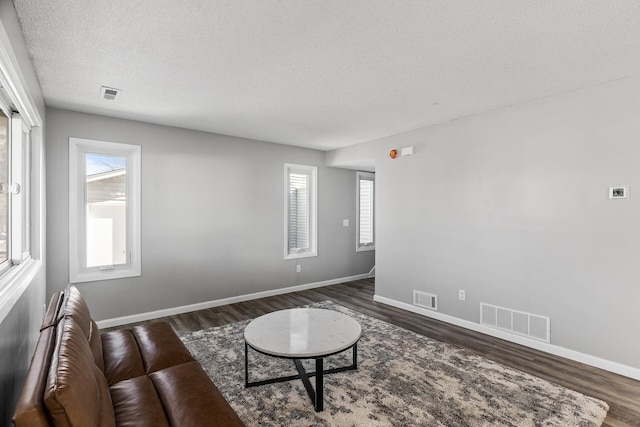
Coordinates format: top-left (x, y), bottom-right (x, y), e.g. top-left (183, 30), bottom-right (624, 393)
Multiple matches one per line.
top-left (41, 292), bottom-right (64, 331)
top-left (12, 327), bottom-right (57, 427)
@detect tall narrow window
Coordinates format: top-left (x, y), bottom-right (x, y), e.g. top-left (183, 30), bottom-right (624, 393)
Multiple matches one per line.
top-left (357, 171), bottom-right (375, 251)
top-left (69, 138), bottom-right (140, 283)
top-left (0, 108), bottom-right (32, 274)
top-left (85, 153), bottom-right (127, 267)
top-left (284, 163), bottom-right (317, 259)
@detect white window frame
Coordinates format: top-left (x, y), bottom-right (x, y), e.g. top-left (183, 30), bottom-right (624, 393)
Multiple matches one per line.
top-left (356, 171), bottom-right (375, 252)
top-left (284, 163), bottom-right (318, 260)
top-left (0, 105), bottom-right (32, 274)
top-left (69, 138), bottom-right (141, 283)
top-left (10, 113), bottom-right (31, 264)
top-left (0, 32), bottom-right (43, 326)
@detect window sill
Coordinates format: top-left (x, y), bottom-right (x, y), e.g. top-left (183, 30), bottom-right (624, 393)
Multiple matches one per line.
top-left (357, 245), bottom-right (375, 252)
top-left (0, 257), bottom-right (42, 324)
top-left (285, 251), bottom-right (318, 261)
top-left (70, 266), bottom-right (141, 284)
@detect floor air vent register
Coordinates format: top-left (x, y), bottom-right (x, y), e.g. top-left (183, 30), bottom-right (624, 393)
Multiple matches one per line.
top-left (413, 290), bottom-right (438, 311)
top-left (481, 303), bottom-right (550, 343)
top-left (412, 291), bottom-right (550, 343)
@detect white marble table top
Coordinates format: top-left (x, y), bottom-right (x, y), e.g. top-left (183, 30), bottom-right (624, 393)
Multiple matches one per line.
top-left (244, 308), bottom-right (362, 358)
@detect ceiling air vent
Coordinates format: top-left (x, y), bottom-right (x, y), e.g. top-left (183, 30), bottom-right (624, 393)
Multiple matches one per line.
top-left (100, 86), bottom-right (121, 101)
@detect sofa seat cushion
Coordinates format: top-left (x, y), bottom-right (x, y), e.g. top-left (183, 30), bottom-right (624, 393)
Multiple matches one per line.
top-left (102, 329), bottom-right (146, 385)
top-left (110, 376), bottom-right (171, 427)
top-left (133, 322), bottom-right (194, 374)
top-left (150, 361), bottom-right (244, 427)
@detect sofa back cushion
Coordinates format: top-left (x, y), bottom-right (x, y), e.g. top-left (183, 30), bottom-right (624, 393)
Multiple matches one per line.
top-left (133, 322), bottom-right (194, 374)
top-left (60, 285), bottom-right (105, 371)
top-left (58, 286), bottom-right (92, 337)
top-left (44, 316), bottom-right (115, 427)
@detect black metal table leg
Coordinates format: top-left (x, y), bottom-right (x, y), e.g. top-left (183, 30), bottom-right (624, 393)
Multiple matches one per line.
top-left (315, 358), bottom-right (323, 411)
top-left (353, 343), bottom-right (357, 369)
top-left (294, 358), bottom-right (316, 408)
top-left (244, 341), bottom-right (249, 387)
top-left (245, 341), bottom-right (359, 412)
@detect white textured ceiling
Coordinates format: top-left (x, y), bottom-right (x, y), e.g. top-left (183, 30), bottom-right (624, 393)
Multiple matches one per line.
top-left (12, 1), bottom-right (640, 150)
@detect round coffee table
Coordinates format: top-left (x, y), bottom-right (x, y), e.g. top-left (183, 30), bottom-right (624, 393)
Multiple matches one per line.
top-left (244, 308), bottom-right (361, 412)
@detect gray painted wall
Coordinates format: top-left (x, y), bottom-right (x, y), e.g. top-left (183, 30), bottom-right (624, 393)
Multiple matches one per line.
top-left (0, 279), bottom-right (46, 424)
top-left (47, 108), bottom-right (375, 321)
top-left (328, 74), bottom-right (640, 370)
top-left (0, 1), bottom-right (47, 424)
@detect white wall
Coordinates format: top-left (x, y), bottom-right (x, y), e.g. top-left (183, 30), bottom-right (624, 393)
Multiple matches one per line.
top-left (328, 74), bottom-right (640, 374)
top-left (46, 108), bottom-right (375, 321)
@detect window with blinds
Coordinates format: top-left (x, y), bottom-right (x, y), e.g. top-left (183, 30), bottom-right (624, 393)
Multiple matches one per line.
top-left (289, 172), bottom-right (309, 251)
top-left (284, 164), bottom-right (317, 259)
top-left (357, 171), bottom-right (375, 251)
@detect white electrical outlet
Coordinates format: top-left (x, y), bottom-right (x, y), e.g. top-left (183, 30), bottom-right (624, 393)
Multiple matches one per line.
top-left (609, 186), bottom-right (629, 199)
top-left (458, 290), bottom-right (466, 301)
top-left (296, 265), bottom-right (301, 273)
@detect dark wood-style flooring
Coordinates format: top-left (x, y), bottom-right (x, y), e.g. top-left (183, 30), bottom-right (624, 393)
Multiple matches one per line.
top-left (108, 278), bottom-right (640, 426)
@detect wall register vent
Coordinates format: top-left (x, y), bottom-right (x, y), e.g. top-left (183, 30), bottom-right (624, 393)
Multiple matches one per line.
top-left (480, 303), bottom-right (550, 343)
top-left (413, 290), bottom-right (438, 311)
top-left (100, 86), bottom-right (121, 101)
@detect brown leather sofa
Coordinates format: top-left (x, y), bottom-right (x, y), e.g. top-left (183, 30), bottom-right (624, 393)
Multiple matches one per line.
top-left (12, 285), bottom-right (244, 426)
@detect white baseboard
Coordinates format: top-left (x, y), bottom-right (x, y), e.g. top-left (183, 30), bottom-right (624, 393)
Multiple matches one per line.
top-left (374, 294), bottom-right (640, 381)
top-left (96, 273), bottom-right (371, 329)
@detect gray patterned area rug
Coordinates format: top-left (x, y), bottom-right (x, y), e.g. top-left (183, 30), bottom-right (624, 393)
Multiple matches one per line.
top-left (180, 301), bottom-right (608, 426)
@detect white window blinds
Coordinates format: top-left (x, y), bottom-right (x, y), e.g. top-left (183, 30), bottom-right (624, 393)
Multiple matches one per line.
top-left (357, 172), bottom-right (375, 251)
top-left (284, 164), bottom-right (317, 259)
top-left (288, 172), bottom-right (310, 251)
